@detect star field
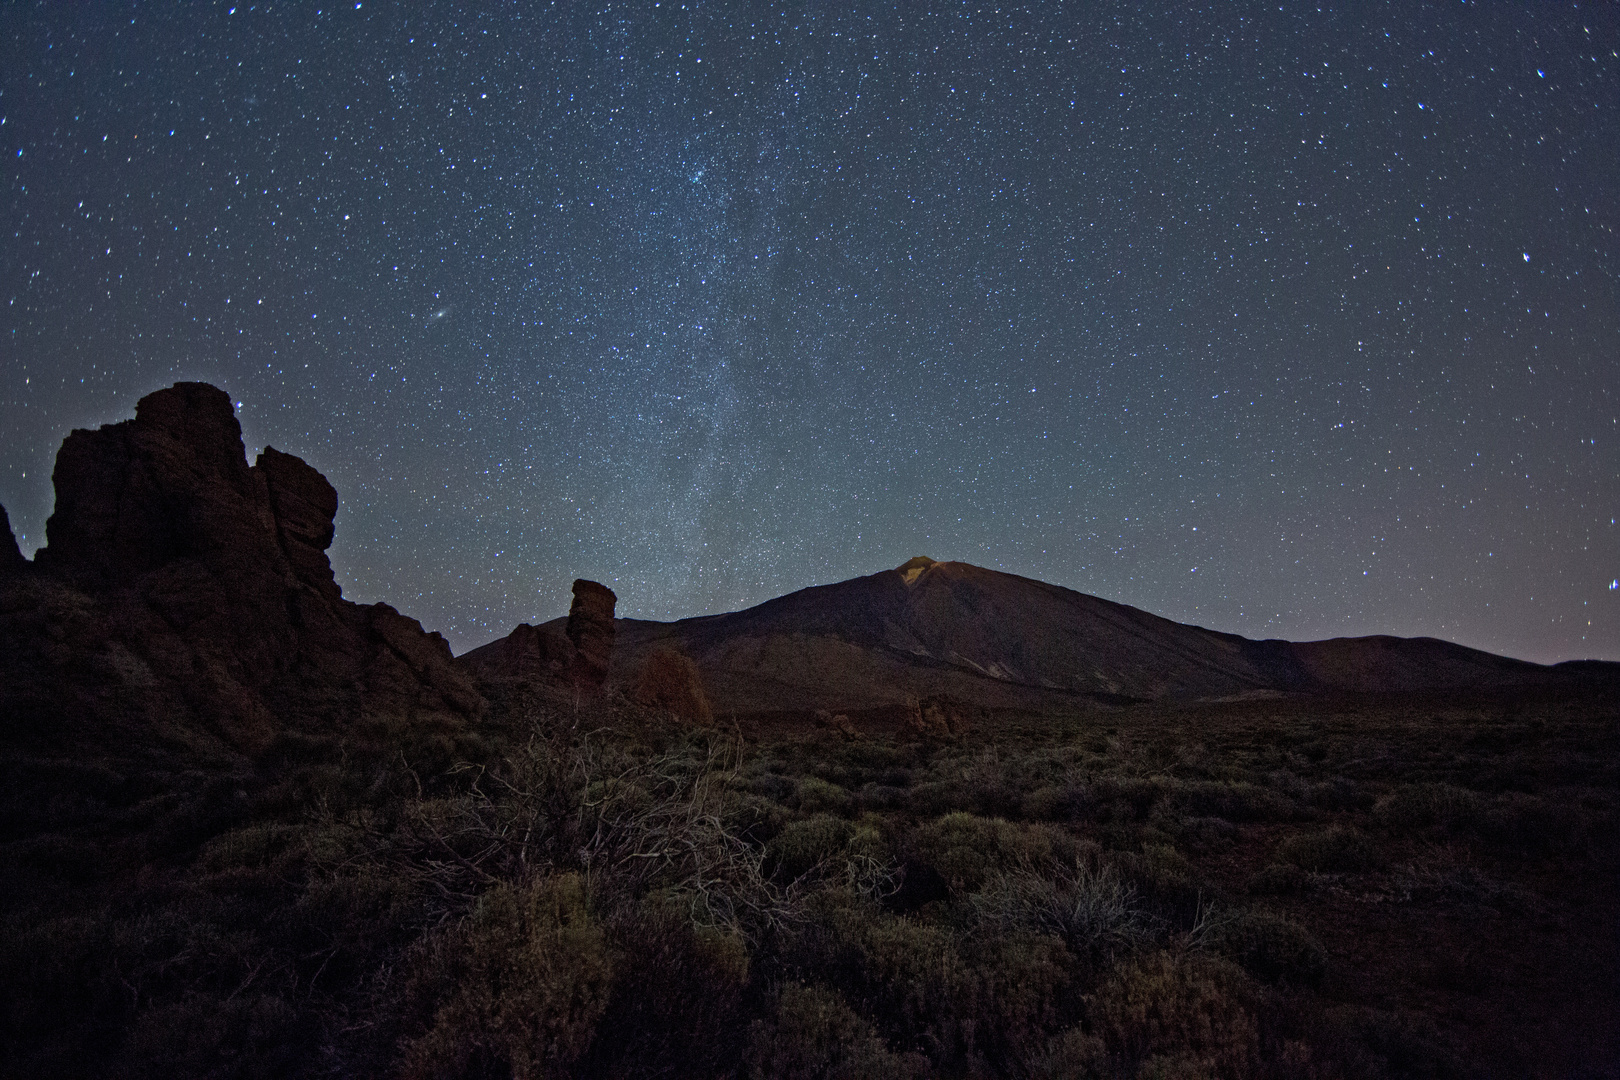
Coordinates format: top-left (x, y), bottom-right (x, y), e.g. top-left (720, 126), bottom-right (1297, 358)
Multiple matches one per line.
top-left (3, 2), bottom-right (1617, 661)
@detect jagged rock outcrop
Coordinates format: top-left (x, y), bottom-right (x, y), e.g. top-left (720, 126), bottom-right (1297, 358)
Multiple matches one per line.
top-left (0, 382), bottom-right (482, 761)
top-left (457, 621), bottom-right (576, 685)
top-left (632, 647), bottom-right (713, 723)
top-left (0, 504), bottom-right (25, 577)
top-left (814, 710), bottom-right (862, 740)
top-left (456, 579), bottom-right (619, 706)
top-left (899, 695), bottom-right (970, 739)
top-left (566, 579), bottom-right (617, 696)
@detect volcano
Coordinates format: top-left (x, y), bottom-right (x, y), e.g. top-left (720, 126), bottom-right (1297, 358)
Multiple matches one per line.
top-left (465, 556), bottom-right (1605, 722)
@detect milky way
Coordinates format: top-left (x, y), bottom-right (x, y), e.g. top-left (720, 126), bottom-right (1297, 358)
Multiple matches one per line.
top-left (2, 3), bottom-right (1616, 661)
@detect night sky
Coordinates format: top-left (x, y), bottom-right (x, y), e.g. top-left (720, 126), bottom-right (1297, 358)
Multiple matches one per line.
top-left (2, 3), bottom-right (1616, 664)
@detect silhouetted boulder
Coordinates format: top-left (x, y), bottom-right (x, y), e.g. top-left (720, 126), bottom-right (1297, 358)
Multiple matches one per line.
top-left (633, 647), bottom-right (713, 723)
top-left (567, 579), bottom-right (617, 696)
top-left (0, 382), bottom-right (482, 760)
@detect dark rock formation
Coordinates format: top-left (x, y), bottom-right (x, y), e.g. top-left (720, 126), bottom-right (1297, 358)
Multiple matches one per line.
top-left (566, 579), bottom-right (617, 696)
top-left (899, 696), bottom-right (969, 739)
top-left (258, 446), bottom-right (341, 602)
top-left (455, 581), bottom-right (620, 707)
top-left (632, 647), bottom-right (713, 723)
top-left (0, 382), bottom-right (482, 762)
top-left (814, 710), bottom-right (862, 740)
top-left (0, 504), bottom-right (25, 576)
top-left (457, 621), bottom-right (575, 686)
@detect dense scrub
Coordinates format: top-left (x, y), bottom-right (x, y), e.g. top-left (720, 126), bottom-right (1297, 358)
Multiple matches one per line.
top-left (2, 690), bottom-right (1616, 1077)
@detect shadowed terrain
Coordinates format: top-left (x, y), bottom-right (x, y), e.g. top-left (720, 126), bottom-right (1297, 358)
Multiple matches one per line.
top-left (3, 386), bottom-right (1616, 1078)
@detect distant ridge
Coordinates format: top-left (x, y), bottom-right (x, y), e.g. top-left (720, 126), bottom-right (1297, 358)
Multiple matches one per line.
top-left (480, 558), bottom-right (1613, 720)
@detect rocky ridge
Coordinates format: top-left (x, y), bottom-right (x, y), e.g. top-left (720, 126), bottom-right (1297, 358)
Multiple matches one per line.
top-left (0, 382), bottom-right (482, 763)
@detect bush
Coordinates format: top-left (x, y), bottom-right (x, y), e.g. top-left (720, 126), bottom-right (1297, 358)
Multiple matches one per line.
top-left (959, 930), bottom-right (1077, 1063)
top-left (580, 902), bottom-right (752, 1077)
top-left (1306, 776), bottom-right (1372, 812)
top-left (913, 812), bottom-right (1009, 894)
top-left (1274, 825), bottom-right (1380, 873)
top-left (745, 983), bottom-right (927, 1080)
top-left (830, 907), bottom-right (970, 1060)
top-left (824, 903), bottom-right (1073, 1069)
top-left (119, 993), bottom-right (303, 1080)
top-left (395, 873), bottom-right (616, 1080)
top-left (796, 776), bottom-right (853, 816)
top-left (766, 815), bottom-right (855, 882)
top-left (969, 860), bottom-right (1148, 960)
top-left (1163, 780), bottom-right (1296, 823)
top-left (1089, 777), bottom-right (1169, 821)
top-left (1083, 951), bottom-right (1263, 1080)
top-left (1025, 1026), bottom-right (1108, 1079)
top-left (1203, 909), bottom-right (1327, 987)
top-left (1246, 863), bottom-right (1309, 896)
top-left (1109, 844), bottom-right (1203, 925)
top-left (1474, 792), bottom-right (1603, 854)
top-left (1372, 783), bottom-right (1483, 834)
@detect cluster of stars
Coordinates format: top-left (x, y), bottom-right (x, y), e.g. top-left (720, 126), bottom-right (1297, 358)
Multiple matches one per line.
top-left (1, 3), bottom-right (1615, 662)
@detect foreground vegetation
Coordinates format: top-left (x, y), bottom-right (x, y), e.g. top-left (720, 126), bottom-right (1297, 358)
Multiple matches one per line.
top-left (3, 688), bottom-right (1616, 1077)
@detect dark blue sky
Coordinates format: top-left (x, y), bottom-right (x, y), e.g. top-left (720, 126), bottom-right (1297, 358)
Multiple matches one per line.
top-left (3, 2), bottom-right (1616, 662)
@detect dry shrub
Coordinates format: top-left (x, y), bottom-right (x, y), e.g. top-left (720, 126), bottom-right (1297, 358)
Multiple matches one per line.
top-left (1201, 908), bottom-right (1327, 987)
top-left (969, 859), bottom-right (1149, 960)
top-left (913, 811), bottom-right (1010, 893)
top-left (1089, 776), bottom-right (1171, 821)
top-left (120, 994), bottom-right (302, 1080)
top-left (905, 778), bottom-right (969, 817)
top-left (1372, 783), bottom-right (1483, 834)
top-left (1026, 1026), bottom-right (1109, 1079)
top-left (389, 731), bottom-right (802, 944)
top-left (838, 909), bottom-right (967, 1055)
top-left (396, 873), bottom-right (615, 1080)
top-left (1474, 791), bottom-right (1604, 854)
top-left (1084, 951), bottom-right (1262, 1080)
top-left (1275, 824), bottom-right (1380, 873)
top-left (1389, 859), bottom-right (1539, 914)
top-left (960, 930), bottom-right (1079, 1061)
top-left (745, 983), bottom-right (928, 1080)
top-left (819, 902), bottom-right (1074, 1069)
top-left (1163, 779), bottom-right (1297, 823)
top-left (1109, 844), bottom-right (1203, 926)
top-left (1021, 783), bottom-right (1080, 821)
top-left (1246, 863), bottom-right (1310, 896)
top-left (580, 901), bottom-right (753, 1077)
top-left (909, 812), bottom-right (1079, 895)
top-left (795, 775), bottom-right (853, 815)
top-left (767, 814), bottom-right (855, 882)
top-left (632, 647), bottom-right (713, 723)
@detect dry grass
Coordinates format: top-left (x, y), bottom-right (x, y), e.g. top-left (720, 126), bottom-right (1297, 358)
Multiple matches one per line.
top-left (1, 688), bottom-right (1615, 1077)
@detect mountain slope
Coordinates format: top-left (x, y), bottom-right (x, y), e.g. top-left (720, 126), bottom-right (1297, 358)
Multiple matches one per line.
top-left (570, 557), bottom-right (1586, 717)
